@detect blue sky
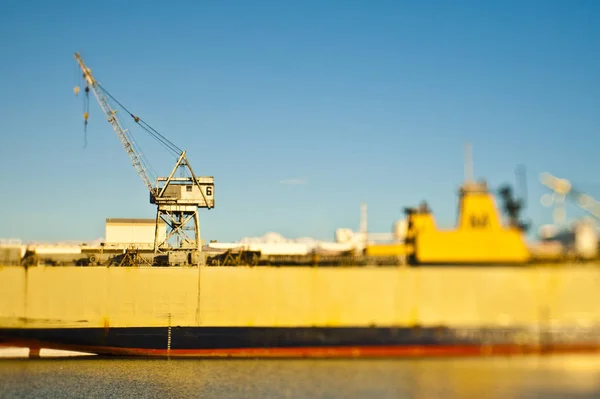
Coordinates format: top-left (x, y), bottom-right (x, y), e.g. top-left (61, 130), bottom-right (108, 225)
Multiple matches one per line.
top-left (0, 0), bottom-right (599, 243)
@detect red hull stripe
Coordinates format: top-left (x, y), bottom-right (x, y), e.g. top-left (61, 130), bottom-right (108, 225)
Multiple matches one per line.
top-left (3, 340), bottom-right (600, 357)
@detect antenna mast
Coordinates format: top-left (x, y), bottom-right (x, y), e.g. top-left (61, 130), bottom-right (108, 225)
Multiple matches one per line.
top-left (360, 203), bottom-right (368, 241)
top-left (464, 142), bottom-right (474, 183)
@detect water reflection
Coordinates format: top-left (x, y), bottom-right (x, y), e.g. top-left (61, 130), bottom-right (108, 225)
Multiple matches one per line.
top-left (1, 355), bottom-right (600, 398)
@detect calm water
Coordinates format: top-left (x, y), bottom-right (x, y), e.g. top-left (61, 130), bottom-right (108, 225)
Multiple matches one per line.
top-left (1, 355), bottom-right (600, 398)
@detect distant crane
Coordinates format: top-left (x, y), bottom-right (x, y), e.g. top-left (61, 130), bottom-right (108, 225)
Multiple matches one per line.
top-left (540, 172), bottom-right (600, 224)
top-left (73, 52), bottom-right (214, 265)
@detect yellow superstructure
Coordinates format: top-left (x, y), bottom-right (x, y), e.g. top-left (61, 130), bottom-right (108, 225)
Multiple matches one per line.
top-left (366, 181), bottom-right (530, 265)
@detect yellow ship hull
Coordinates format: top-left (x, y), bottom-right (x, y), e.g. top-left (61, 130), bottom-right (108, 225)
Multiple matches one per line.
top-left (1, 265), bottom-right (599, 357)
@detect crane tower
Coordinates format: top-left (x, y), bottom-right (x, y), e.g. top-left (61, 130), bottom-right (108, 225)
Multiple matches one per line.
top-left (74, 53), bottom-right (214, 265)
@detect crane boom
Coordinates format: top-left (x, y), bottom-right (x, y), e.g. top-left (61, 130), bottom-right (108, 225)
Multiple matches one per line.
top-left (541, 172), bottom-right (600, 220)
top-left (74, 52), bottom-right (154, 193)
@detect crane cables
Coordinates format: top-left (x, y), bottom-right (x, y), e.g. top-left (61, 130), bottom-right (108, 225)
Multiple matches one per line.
top-left (96, 83), bottom-right (183, 159)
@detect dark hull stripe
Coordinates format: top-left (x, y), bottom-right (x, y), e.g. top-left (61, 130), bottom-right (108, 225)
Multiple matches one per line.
top-left (2, 326), bottom-right (600, 358)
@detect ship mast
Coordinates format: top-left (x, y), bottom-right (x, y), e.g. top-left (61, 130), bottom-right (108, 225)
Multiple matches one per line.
top-left (464, 142), bottom-right (474, 184)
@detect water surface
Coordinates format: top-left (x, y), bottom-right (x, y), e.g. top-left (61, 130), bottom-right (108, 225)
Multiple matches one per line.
top-left (1, 355), bottom-right (600, 398)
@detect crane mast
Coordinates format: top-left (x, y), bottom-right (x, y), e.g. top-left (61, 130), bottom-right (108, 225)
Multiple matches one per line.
top-left (74, 53), bottom-right (154, 193)
top-left (73, 52), bottom-right (215, 266)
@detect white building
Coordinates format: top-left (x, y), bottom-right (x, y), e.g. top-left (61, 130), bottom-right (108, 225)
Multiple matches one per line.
top-left (104, 218), bottom-right (166, 249)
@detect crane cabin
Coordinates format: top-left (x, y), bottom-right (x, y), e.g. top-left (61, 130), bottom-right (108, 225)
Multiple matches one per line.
top-left (151, 176), bottom-right (215, 208)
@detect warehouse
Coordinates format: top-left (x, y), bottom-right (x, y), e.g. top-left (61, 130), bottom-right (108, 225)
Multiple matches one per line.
top-left (105, 218), bottom-right (166, 250)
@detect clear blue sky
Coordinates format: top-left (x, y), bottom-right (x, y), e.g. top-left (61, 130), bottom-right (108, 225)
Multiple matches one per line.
top-left (0, 0), bottom-right (599, 243)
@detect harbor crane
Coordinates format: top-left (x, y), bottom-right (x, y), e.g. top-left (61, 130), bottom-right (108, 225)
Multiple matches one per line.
top-left (540, 172), bottom-right (600, 223)
top-left (73, 52), bottom-right (214, 265)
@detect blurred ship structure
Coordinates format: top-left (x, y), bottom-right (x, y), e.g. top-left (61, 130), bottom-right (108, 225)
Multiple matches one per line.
top-left (0, 239), bottom-right (26, 266)
top-left (364, 145), bottom-right (532, 264)
top-left (533, 172), bottom-right (600, 260)
top-left (205, 203), bottom-right (407, 265)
